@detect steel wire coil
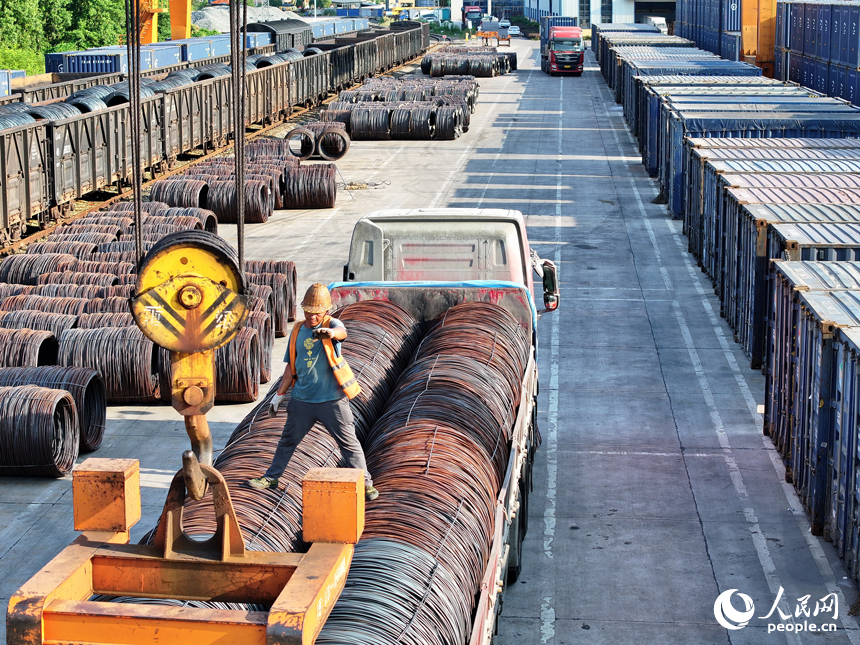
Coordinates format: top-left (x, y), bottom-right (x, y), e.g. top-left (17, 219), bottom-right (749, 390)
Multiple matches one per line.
top-left (83, 296), bottom-right (131, 314)
top-left (58, 327), bottom-right (160, 403)
top-left (115, 274), bottom-right (138, 285)
top-left (188, 172), bottom-right (280, 210)
top-left (160, 208), bottom-right (218, 234)
top-left (141, 215), bottom-right (202, 233)
top-left (207, 180), bottom-right (271, 224)
top-left (78, 216), bottom-right (135, 232)
top-left (56, 224), bottom-right (124, 238)
top-left (303, 47), bottom-right (324, 57)
top-left (88, 252), bottom-right (139, 264)
top-left (0, 254), bottom-right (77, 285)
top-left (245, 311), bottom-right (273, 384)
top-left (164, 173), bottom-right (225, 184)
top-left (0, 329), bottom-right (59, 367)
top-left (317, 538), bottom-right (470, 645)
top-left (350, 107), bottom-right (391, 140)
top-left (0, 310), bottom-right (77, 339)
top-left (109, 201), bottom-right (170, 216)
top-left (0, 366), bottom-right (105, 451)
top-left (285, 127), bottom-right (315, 160)
top-left (435, 105), bottom-right (463, 140)
top-left (26, 241), bottom-right (97, 258)
top-left (96, 241), bottom-right (155, 255)
top-left (0, 113), bottom-right (37, 131)
top-left (67, 85), bottom-right (115, 101)
top-left (31, 284), bottom-right (105, 299)
top-left (319, 301), bottom-right (528, 645)
top-left (147, 78), bottom-right (188, 92)
top-left (0, 284), bottom-right (31, 298)
top-left (246, 272), bottom-right (290, 335)
top-left (0, 102), bottom-right (35, 115)
top-left (244, 261), bottom-right (297, 321)
top-left (195, 66), bottom-right (231, 80)
top-left (320, 109), bottom-right (352, 129)
top-left (149, 180), bottom-right (209, 209)
top-left (104, 284), bottom-right (134, 298)
top-left (105, 84), bottom-right (156, 106)
top-left (0, 295), bottom-right (89, 316)
top-left (38, 272), bottom-right (118, 287)
top-left (283, 164), bottom-right (336, 209)
top-left (167, 69), bottom-right (201, 82)
top-left (0, 385), bottom-right (78, 478)
top-left (74, 261), bottom-right (135, 275)
top-left (247, 295), bottom-right (268, 316)
top-left (26, 102), bottom-right (82, 121)
top-left (66, 96), bottom-right (109, 114)
top-left (246, 283), bottom-right (274, 320)
top-left (246, 139), bottom-right (296, 158)
top-left (316, 129), bottom-right (350, 162)
top-left (214, 327), bottom-right (260, 403)
top-left (77, 313), bottom-right (134, 329)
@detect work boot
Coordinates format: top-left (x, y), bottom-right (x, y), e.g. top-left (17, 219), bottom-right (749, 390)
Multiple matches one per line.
top-left (248, 476), bottom-right (278, 490)
top-left (365, 485), bottom-right (379, 501)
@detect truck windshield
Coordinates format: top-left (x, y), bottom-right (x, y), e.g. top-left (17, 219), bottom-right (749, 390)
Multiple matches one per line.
top-left (551, 38), bottom-right (582, 51)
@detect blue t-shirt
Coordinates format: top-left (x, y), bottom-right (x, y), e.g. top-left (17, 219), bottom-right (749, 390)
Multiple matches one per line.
top-left (285, 317), bottom-right (346, 403)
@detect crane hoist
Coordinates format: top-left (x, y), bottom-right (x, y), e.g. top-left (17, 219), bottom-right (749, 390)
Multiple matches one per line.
top-left (7, 3), bottom-right (362, 643)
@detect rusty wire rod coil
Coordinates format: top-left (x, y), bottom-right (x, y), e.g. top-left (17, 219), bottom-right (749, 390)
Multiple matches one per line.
top-left (207, 180), bottom-right (271, 224)
top-left (284, 164), bottom-right (337, 209)
top-left (0, 329), bottom-right (59, 367)
top-left (285, 127), bottom-right (316, 160)
top-left (214, 327), bottom-right (260, 403)
top-left (31, 284), bottom-right (105, 299)
top-left (73, 260), bottom-right (136, 275)
top-left (246, 283), bottom-right (275, 320)
top-left (160, 207), bottom-right (218, 233)
top-left (247, 273), bottom-right (289, 336)
top-left (0, 254), bottom-right (78, 285)
top-left (77, 216), bottom-right (135, 232)
top-left (55, 224), bottom-right (125, 239)
top-left (104, 284), bottom-right (135, 298)
top-left (316, 129), bottom-right (350, 162)
top-left (83, 296), bottom-right (132, 314)
top-left (0, 385), bottom-right (78, 477)
top-left (38, 272), bottom-right (119, 287)
top-left (0, 284), bottom-right (31, 299)
top-left (0, 295), bottom-right (89, 316)
top-left (0, 366), bottom-right (105, 452)
top-left (0, 311), bottom-right (78, 340)
top-left (46, 232), bottom-right (118, 246)
top-left (109, 201), bottom-right (171, 216)
top-left (58, 327), bottom-right (160, 404)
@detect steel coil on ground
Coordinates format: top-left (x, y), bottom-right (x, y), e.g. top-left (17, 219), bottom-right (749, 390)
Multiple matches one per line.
top-left (73, 260), bottom-right (135, 275)
top-left (0, 295), bottom-right (89, 316)
top-left (320, 109), bottom-right (352, 128)
top-left (284, 164), bottom-right (337, 209)
top-left (0, 311), bottom-right (78, 339)
top-left (0, 385), bottom-right (78, 478)
top-left (207, 180), bottom-right (271, 224)
top-left (350, 106), bottom-right (391, 140)
top-left (247, 272), bottom-right (290, 334)
top-left (161, 207), bottom-right (218, 233)
top-left (38, 271), bottom-right (118, 287)
top-left (213, 327), bottom-right (260, 403)
top-left (77, 313), bottom-right (134, 328)
top-left (246, 283), bottom-right (275, 320)
top-left (83, 296), bottom-right (132, 314)
top-left (316, 128), bottom-right (350, 162)
top-left (56, 224), bottom-right (125, 239)
top-left (0, 366), bottom-right (105, 452)
top-left (58, 327), bottom-right (160, 404)
top-left (25, 241), bottom-right (97, 258)
top-left (77, 216), bottom-right (135, 232)
top-left (149, 180), bottom-right (209, 209)
top-left (109, 201), bottom-right (170, 217)
top-left (318, 301), bottom-right (528, 645)
top-left (245, 311), bottom-right (273, 384)
top-left (104, 284), bottom-right (134, 298)
top-left (31, 284), bottom-right (105, 299)
top-left (285, 127), bottom-right (315, 160)
top-left (0, 329), bottom-right (59, 367)
top-left (0, 254), bottom-right (77, 285)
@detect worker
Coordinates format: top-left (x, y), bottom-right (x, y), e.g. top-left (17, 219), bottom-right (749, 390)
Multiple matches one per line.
top-left (248, 283), bottom-right (379, 500)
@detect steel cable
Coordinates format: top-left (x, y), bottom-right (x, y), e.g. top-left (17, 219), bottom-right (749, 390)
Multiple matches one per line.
top-left (0, 366), bottom-right (105, 452)
top-left (0, 385), bottom-right (78, 477)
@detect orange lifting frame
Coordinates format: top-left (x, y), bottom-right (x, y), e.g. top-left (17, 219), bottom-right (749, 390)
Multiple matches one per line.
top-left (7, 460), bottom-right (365, 645)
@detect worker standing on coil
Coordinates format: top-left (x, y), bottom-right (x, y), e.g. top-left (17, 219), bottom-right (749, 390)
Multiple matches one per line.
top-left (248, 283), bottom-right (379, 501)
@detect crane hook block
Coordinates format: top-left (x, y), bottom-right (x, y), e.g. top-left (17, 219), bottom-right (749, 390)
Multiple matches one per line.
top-left (131, 231), bottom-right (249, 354)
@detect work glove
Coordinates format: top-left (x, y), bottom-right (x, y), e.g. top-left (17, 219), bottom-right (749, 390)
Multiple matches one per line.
top-left (268, 393), bottom-right (285, 418)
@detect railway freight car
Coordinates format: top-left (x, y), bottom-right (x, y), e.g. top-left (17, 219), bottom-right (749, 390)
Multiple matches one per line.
top-left (0, 25), bottom-right (430, 246)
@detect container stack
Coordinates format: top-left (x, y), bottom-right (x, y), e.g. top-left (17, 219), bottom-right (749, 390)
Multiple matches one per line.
top-left (674, 0), bottom-right (743, 60)
top-left (598, 24), bottom-right (860, 579)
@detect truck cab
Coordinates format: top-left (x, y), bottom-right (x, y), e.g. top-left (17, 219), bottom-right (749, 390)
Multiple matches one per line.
top-left (341, 208), bottom-right (559, 314)
top-left (545, 26), bottom-right (584, 75)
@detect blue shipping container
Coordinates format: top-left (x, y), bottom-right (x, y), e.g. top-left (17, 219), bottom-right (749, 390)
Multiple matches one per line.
top-left (8, 69), bottom-right (25, 80)
top-left (44, 52), bottom-right (71, 73)
top-left (833, 4), bottom-right (843, 63)
top-left (851, 4), bottom-right (860, 68)
top-left (0, 71), bottom-right (10, 98)
top-left (209, 37), bottom-right (231, 57)
top-left (142, 44), bottom-right (181, 68)
top-left (849, 68), bottom-right (859, 105)
top-left (818, 59), bottom-right (830, 94)
top-left (776, 0), bottom-right (786, 49)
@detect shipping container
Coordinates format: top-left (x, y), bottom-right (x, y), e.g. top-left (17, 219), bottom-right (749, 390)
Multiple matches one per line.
top-left (151, 39), bottom-right (212, 63)
top-left (142, 44), bottom-right (181, 69)
top-left (0, 71), bottom-right (9, 98)
top-left (44, 52), bottom-right (72, 74)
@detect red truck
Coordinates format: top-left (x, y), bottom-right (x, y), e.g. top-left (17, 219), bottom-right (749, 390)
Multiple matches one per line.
top-left (542, 26), bottom-right (584, 76)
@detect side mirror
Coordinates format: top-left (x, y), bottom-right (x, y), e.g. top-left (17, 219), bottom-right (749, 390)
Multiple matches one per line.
top-left (542, 259), bottom-right (559, 311)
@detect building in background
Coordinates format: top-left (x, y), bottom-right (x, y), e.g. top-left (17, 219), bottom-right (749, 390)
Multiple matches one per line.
top-left (524, 0), bottom-right (673, 31)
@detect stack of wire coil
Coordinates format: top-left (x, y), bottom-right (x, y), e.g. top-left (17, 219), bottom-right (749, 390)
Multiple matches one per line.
top-left (286, 121), bottom-right (350, 161)
top-left (420, 46), bottom-right (517, 77)
top-left (317, 301), bottom-right (529, 645)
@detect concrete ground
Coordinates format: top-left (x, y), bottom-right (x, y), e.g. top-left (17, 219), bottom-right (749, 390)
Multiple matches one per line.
top-left (1, 37), bottom-right (858, 644)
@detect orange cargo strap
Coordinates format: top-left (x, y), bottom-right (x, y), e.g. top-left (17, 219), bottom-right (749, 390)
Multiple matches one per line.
top-left (289, 316), bottom-right (362, 399)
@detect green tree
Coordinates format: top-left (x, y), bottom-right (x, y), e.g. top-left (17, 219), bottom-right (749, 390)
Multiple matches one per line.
top-left (0, 0), bottom-right (44, 49)
top-left (38, 0), bottom-right (72, 49)
top-left (68, 0), bottom-right (126, 49)
top-left (158, 7), bottom-right (171, 41)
